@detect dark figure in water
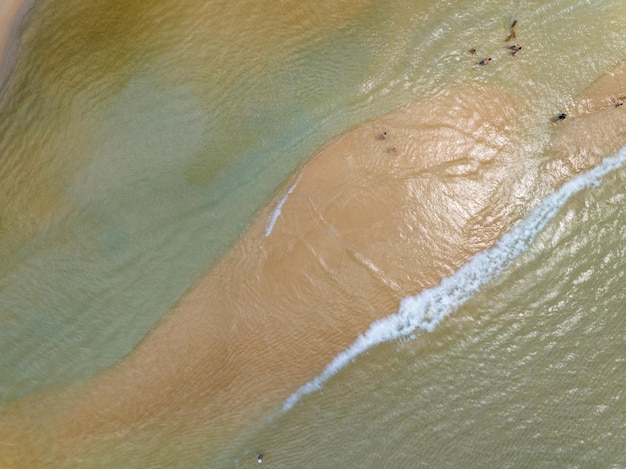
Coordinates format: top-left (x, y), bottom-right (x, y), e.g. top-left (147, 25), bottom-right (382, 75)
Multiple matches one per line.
top-left (505, 20), bottom-right (517, 42)
top-left (507, 45), bottom-right (522, 55)
top-left (477, 57), bottom-right (492, 66)
top-left (554, 113), bottom-right (567, 122)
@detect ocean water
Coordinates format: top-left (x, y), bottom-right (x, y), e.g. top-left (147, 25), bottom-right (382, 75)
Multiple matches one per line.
top-left (0, 0), bottom-right (625, 467)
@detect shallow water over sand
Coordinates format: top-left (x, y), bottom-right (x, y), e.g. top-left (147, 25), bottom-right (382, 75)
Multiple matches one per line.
top-left (0, 0), bottom-right (625, 467)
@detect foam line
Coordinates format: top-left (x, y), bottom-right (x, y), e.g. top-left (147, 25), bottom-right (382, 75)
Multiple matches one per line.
top-left (282, 147), bottom-right (626, 412)
top-left (265, 175), bottom-right (302, 237)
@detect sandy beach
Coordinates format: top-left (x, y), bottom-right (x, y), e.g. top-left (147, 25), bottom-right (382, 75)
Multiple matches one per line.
top-left (1, 54), bottom-right (624, 466)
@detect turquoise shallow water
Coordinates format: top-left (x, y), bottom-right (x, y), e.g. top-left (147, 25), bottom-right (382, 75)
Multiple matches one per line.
top-left (0, 0), bottom-right (625, 467)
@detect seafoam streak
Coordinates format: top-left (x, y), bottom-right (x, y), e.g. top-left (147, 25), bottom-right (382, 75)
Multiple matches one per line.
top-left (282, 146), bottom-right (626, 412)
top-left (265, 175), bottom-right (302, 237)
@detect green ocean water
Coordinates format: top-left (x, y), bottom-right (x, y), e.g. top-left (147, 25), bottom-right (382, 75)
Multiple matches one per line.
top-left (0, 0), bottom-right (625, 467)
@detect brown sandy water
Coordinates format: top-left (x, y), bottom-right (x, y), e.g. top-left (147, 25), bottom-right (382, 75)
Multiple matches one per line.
top-left (0, 0), bottom-right (625, 467)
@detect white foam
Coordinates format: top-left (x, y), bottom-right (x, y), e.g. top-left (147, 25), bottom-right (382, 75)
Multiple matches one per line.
top-left (282, 147), bottom-right (626, 412)
top-left (264, 175), bottom-right (302, 237)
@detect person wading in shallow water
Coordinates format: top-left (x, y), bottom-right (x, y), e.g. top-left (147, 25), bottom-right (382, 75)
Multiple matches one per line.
top-left (507, 44), bottom-right (522, 56)
top-left (477, 57), bottom-right (491, 66)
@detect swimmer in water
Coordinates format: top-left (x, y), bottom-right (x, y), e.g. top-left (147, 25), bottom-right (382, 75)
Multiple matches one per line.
top-left (469, 48), bottom-right (476, 55)
top-left (379, 131), bottom-right (388, 140)
top-left (553, 113), bottom-right (567, 122)
top-left (477, 58), bottom-right (491, 66)
top-left (257, 453), bottom-right (264, 463)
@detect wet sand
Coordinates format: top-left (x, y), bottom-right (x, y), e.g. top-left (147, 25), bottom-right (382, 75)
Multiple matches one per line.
top-left (0, 0), bottom-right (35, 93)
top-left (0, 0), bottom-right (23, 69)
top-left (1, 62), bottom-right (625, 466)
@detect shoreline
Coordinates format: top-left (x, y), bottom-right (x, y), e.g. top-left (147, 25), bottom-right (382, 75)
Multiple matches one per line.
top-left (0, 0), bottom-right (37, 99)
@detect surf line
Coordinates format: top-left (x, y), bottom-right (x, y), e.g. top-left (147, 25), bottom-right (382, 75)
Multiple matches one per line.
top-left (265, 175), bottom-right (302, 237)
top-left (282, 146), bottom-right (626, 412)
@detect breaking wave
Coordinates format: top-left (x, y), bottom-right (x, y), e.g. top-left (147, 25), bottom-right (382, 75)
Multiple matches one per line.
top-left (265, 175), bottom-right (302, 237)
